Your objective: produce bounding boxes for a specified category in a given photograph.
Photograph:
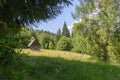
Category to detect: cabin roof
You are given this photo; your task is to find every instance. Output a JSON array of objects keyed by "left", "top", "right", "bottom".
[{"left": 28, "top": 39, "right": 40, "bottom": 47}]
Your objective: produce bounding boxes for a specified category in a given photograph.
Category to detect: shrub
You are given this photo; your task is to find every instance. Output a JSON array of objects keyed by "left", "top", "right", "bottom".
[
  {"left": 56, "top": 36, "right": 72, "bottom": 51},
  {"left": 49, "top": 41, "right": 55, "bottom": 49}
]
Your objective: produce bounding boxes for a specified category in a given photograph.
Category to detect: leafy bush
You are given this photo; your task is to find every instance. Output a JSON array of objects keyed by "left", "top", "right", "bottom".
[
  {"left": 49, "top": 41, "right": 55, "bottom": 49},
  {"left": 56, "top": 36, "right": 72, "bottom": 51}
]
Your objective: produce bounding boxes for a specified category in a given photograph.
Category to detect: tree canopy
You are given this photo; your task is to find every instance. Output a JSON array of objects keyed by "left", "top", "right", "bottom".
[
  {"left": 0, "top": 0, "right": 72, "bottom": 28},
  {"left": 72, "top": 0, "right": 120, "bottom": 61}
]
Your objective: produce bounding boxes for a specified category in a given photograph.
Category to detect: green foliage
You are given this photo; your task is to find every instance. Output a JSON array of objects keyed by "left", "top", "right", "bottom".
[
  {"left": 56, "top": 36, "right": 72, "bottom": 51},
  {"left": 0, "top": 46, "right": 14, "bottom": 65},
  {"left": 37, "top": 31, "right": 56, "bottom": 49},
  {"left": 0, "top": 0, "right": 72, "bottom": 28},
  {"left": 13, "top": 29, "right": 57, "bottom": 49},
  {"left": 56, "top": 28, "right": 62, "bottom": 41},
  {"left": 71, "top": 36, "right": 86, "bottom": 53},
  {"left": 72, "top": 0, "right": 120, "bottom": 61},
  {"left": 0, "top": 51, "right": 31, "bottom": 80},
  {"left": 0, "top": 27, "right": 23, "bottom": 65},
  {"left": 62, "top": 21, "right": 70, "bottom": 37},
  {"left": 17, "top": 28, "right": 33, "bottom": 48},
  {"left": 49, "top": 41, "right": 55, "bottom": 49}
]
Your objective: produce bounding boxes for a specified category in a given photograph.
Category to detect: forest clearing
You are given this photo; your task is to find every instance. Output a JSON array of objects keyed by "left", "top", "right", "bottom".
[{"left": 1, "top": 0, "right": 120, "bottom": 80}]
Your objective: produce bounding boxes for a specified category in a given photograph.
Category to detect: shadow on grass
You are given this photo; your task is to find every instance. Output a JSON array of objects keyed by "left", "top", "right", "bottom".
[{"left": 0, "top": 56, "right": 120, "bottom": 80}]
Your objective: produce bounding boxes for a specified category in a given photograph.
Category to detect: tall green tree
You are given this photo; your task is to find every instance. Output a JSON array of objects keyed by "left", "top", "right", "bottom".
[
  {"left": 57, "top": 28, "right": 62, "bottom": 40},
  {"left": 62, "top": 21, "right": 70, "bottom": 37},
  {"left": 72, "top": 0, "right": 120, "bottom": 61}
]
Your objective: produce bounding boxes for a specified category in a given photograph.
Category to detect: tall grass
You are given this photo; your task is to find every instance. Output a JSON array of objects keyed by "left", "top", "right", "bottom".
[{"left": 0, "top": 49, "right": 120, "bottom": 80}]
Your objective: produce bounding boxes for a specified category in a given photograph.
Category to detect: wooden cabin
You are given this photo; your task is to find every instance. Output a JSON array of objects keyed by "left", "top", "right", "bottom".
[{"left": 28, "top": 39, "right": 40, "bottom": 51}]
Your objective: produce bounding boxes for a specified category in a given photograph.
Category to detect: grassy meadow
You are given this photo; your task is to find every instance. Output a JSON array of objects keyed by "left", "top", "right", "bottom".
[{"left": 0, "top": 49, "right": 120, "bottom": 80}]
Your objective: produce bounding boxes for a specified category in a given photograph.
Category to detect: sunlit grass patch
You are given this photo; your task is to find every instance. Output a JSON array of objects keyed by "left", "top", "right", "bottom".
[
  {"left": 1, "top": 49, "right": 119, "bottom": 80},
  {"left": 23, "top": 49, "right": 91, "bottom": 61},
  {"left": 23, "top": 49, "right": 120, "bottom": 80}
]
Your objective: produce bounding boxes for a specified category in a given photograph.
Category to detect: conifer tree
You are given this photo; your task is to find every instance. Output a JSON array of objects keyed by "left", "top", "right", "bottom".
[
  {"left": 62, "top": 21, "right": 70, "bottom": 37},
  {"left": 57, "top": 28, "right": 62, "bottom": 40}
]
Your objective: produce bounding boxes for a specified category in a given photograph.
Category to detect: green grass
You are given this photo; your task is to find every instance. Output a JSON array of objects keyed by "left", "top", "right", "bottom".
[{"left": 0, "top": 49, "right": 120, "bottom": 80}]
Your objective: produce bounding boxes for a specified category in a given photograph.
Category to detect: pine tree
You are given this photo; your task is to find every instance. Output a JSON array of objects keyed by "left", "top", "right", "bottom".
[
  {"left": 62, "top": 21, "right": 70, "bottom": 37},
  {"left": 0, "top": 0, "right": 72, "bottom": 28},
  {"left": 57, "top": 28, "right": 61, "bottom": 40}
]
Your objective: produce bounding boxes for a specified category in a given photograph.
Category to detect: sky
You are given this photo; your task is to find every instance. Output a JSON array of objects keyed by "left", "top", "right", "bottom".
[{"left": 35, "top": 0, "right": 78, "bottom": 33}]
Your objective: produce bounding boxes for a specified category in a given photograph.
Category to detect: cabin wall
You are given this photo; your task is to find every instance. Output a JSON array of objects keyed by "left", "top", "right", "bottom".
[{"left": 30, "top": 45, "right": 40, "bottom": 51}]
